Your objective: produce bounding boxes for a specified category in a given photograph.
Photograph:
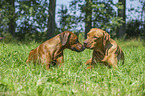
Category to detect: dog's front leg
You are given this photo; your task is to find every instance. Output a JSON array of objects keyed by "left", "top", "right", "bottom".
[
  {"left": 85, "top": 58, "right": 95, "bottom": 69},
  {"left": 85, "top": 58, "right": 92, "bottom": 65},
  {"left": 56, "top": 55, "right": 63, "bottom": 67},
  {"left": 56, "top": 57, "right": 63, "bottom": 67},
  {"left": 40, "top": 53, "right": 52, "bottom": 70},
  {"left": 41, "top": 59, "right": 51, "bottom": 70}
]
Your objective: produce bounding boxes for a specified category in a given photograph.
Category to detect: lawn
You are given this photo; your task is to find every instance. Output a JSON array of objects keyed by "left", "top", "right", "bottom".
[{"left": 0, "top": 39, "right": 145, "bottom": 96}]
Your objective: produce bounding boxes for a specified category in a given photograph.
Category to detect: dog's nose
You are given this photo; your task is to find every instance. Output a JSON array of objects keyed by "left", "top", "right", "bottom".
[{"left": 83, "top": 41, "right": 87, "bottom": 45}]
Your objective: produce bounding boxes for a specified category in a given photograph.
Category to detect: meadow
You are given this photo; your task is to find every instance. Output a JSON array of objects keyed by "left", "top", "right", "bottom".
[{"left": 0, "top": 39, "right": 145, "bottom": 96}]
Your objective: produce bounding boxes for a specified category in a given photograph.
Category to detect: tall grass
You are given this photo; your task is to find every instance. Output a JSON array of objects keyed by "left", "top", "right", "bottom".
[{"left": 0, "top": 39, "right": 144, "bottom": 96}]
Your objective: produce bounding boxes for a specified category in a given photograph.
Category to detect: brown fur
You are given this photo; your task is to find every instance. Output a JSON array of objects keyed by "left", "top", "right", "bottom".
[
  {"left": 26, "top": 31, "right": 85, "bottom": 70},
  {"left": 84, "top": 28, "right": 124, "bottom": 69}
]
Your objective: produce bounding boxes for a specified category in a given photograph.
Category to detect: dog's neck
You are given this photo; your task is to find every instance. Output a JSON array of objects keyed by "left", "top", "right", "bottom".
[
  {"left": 94, "top": 42, "right": 105, "bottom": 53},
  {"left": 45, "top": 35, "right": 64, "bottom": 60},
  {"left": 94, "top": 40, "right": 112, "bottom": 56}
]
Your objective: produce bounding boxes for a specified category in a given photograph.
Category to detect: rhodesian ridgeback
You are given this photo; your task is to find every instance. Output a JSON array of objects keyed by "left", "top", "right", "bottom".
[
  {"left": 84, "top": 28, "right": 124, "bottom": 68},
  {"left": 26, "top": 31, "right": 85, "bottom": 70}
]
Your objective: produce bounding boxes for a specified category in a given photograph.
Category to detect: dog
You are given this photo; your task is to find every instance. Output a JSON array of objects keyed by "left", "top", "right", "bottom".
[
  {"left": 83, "top": 28, "right": 124, "bottom": 68},
  {"left": 26, "top": 31, "right": 85, "bottom": 70}
]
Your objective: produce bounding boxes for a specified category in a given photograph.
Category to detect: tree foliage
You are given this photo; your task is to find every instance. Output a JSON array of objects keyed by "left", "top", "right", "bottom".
[
  {"left": 0, "top": 0, "right": 49, "bottom": 41},
  {"left": 0, "top": 0, "right": 145, "bottom": 41},
  {"left": 57, "top": 5, "right": 82, "bottom": 34},
  {"left": 68, "top": 0, "right": 124, "bottom": 37},
  {"left": 126, "top": 20, "right": 141, "bottom": 38}
]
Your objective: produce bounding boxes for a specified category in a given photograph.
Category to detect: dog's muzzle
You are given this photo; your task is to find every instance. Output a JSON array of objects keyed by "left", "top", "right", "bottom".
[
  {"left": 72, "top": 45, "right": 85, "bottom": 52},
  {"left": 83, "top": 41, "right": 88, "bottom": 48}
]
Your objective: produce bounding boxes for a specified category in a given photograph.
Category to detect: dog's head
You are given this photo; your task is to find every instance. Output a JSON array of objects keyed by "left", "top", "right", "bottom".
[
  {"left": 83, "top": 28, "right": 110, "bottom": 49},
  {"left": 59, "top": 31, "right": 85, "bottom": 52}
]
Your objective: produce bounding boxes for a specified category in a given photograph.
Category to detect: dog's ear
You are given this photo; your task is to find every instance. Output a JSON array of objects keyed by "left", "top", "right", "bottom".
[
  {"left": 103, "top": 32, "right": 110, "bottom": 46},
  {"left": 59, "top": 31, "right": 70, "bottom": 46}
]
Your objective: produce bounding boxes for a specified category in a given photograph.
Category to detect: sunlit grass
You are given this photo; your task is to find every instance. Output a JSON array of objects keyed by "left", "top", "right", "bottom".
[{"left": 0, "top": 39, "right": 144, "bottom": 95}]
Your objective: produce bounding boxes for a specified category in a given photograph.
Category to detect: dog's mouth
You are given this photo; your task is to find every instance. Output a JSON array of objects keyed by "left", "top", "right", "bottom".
[
  {"left": 71, "top": 45, "right": 85, "bottom": 52},
  {"left": 84, "top": 40, "right": 96, "bottom": 49},
  {"left": 84, "top": 43, "right": 88, "bottom": 48},
  {"left": 84, "top": 43, "right": 94, "bottom": 49},
  {"left": 84, "top": 41, "right": 90, "bottom": 48},
  {"left": 84, "top": 42, "right": 90, "bottom": 48}
]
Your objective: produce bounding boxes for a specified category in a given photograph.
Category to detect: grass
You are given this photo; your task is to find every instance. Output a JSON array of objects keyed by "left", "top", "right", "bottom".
[{"left": 0, "top": 39, "right": 145, "bottom": 96}]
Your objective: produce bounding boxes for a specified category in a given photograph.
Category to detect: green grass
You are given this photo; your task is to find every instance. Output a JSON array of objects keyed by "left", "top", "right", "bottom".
[{"left": 0, "top": 39, "right": 145, "bottom": 96}]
